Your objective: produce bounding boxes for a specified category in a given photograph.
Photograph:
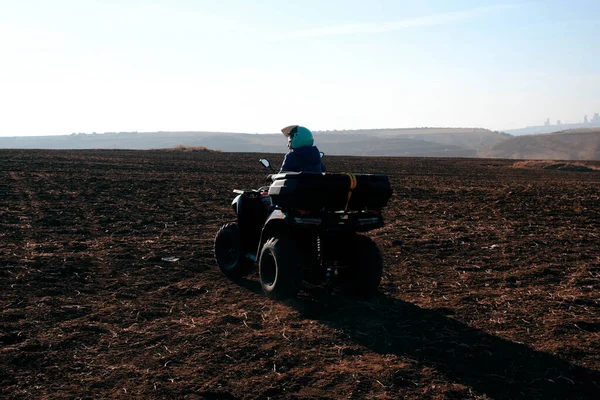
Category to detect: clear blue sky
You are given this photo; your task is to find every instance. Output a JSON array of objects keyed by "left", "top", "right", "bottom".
[{"left": 1, "top": 0, "right": 599, "bottom": 136}]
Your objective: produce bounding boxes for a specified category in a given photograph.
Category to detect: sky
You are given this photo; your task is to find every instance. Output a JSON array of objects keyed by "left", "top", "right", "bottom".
[{"left": 1, "top": 0, "right": 599, "bottom": 136}]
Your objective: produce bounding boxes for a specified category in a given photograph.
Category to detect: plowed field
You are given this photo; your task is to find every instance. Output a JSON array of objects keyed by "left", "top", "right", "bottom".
[{"left": 1, "top": 150, "right": 599, "bottom": 399}]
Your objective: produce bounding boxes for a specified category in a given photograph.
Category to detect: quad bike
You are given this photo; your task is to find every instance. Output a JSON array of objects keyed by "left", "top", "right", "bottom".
[{"left": 214, "top": 158, "right": 392, "bottom": 299}]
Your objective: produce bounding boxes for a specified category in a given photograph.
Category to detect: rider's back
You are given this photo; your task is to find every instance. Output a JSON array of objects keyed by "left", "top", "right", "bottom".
[{"left": 280, "top": 146, "right": 326, "bottom": 173}]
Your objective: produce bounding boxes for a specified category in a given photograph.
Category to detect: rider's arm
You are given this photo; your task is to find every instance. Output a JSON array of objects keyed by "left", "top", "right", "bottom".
[{"left": 279, "top": 151, "right": 297, "bottom": 172}]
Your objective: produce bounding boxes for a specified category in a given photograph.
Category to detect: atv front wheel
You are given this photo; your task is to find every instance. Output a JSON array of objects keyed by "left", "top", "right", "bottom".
[
  {"left": 214, "top": 222, "right": 252, "bottom": 280},
  {"left": 338, "top": 234, "right": 383, "bottom": 298},
  {"left": 259, "top": 236, "right": 301, "bottom": 299}
]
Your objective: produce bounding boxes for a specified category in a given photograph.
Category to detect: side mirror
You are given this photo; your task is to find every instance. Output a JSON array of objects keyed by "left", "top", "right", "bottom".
[
  {"left": 259, "top": 159, "right": 272, "bottom": 169},
  {"left": 319, "top": 152, "right": 324, "bottom": 159}
]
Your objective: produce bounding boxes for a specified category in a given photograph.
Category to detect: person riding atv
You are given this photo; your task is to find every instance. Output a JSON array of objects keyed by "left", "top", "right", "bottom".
[
  {"left": 280, "top": 125, "right": 326, "bottom": 173},
  {"left": 214, "top": 125, "right": 392, "bottom": 300}
]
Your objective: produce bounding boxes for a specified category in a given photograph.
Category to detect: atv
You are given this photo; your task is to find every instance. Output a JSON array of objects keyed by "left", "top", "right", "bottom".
[{"left": 214, "top": 158, "right": 392, "bottom": 299}]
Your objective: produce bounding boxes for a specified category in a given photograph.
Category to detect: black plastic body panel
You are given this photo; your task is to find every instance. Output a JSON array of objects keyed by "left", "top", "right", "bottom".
[
  {"left": 268, "top": 172, "right": 392, "bottom": 211},
  {"left": 235, "top": 192, "right": 268, "bottom": 255}
]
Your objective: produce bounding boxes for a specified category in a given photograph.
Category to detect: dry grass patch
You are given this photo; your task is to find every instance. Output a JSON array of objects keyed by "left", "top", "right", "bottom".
[
  {"left": 512, "top": 160, "right": 600, "bottom": 172},
  {"left": 160, "top": 145, "right": 221, "bottom": 152}
]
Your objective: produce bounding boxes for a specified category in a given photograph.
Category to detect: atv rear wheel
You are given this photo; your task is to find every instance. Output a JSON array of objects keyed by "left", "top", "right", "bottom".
[
  {"left": 338, "top": 234, "right": 383, "bottom": 298},
  {"left": 259, "top": 236, "right": 301, "bottom": 300},
  {"left": 214, "top": 222, "right": 252, "bottom": 280}
]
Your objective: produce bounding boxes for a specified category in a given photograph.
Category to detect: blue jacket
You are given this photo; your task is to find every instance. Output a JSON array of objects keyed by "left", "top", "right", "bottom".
[{"left": 280, "top": 146, "right": 326, "bottom": 173}]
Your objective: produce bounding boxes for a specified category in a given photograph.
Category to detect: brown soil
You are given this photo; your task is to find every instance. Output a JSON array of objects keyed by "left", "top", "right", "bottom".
[{"left": 1, "top": 150, "right": 599, "bottom": 399}]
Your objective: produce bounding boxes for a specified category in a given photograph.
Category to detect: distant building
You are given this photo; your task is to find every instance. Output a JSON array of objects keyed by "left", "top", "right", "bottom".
[
  {"left": 557, "top": 120, "right": 561, "bottom": 126},
  {"left": 544, "top": 118, "right": 550, "bottom": 126},
  {"left": 584, "top": 115, "right": 589, "bottom": 124},
  {"left": 593, "top": 113, "right": 600, "bottom": 123}
]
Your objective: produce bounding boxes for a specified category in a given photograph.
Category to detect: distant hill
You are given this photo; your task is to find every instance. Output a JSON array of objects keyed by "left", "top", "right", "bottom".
[
  {"left": 479, "top": 129, "right": 600, "bottom": 160},
  {"left": 317, "top": 128, "right": 510, "bottom": 153},
  {"left": 0, "top": 128, "right": 509, "bottom": 158},
  {"left": 8, "top": 128, "right": 600, "bottom": 160},
  {"left": 504, "top": 121, "right": 600, "bottom": 136}
]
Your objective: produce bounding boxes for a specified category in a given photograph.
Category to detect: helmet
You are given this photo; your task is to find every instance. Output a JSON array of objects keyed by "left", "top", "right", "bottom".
[{"left": 281, "top": 125, "right": 314, "bottom": 149}]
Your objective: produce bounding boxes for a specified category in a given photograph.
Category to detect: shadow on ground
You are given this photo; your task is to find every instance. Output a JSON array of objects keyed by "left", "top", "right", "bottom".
[{"left": 239, "top": 279, "right": 600, "bottom": 400}]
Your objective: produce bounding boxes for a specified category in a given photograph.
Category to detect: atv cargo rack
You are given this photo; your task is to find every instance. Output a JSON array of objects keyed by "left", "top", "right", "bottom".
[{"left": 268, "top": 172, "right": 392, "bottom": 212}]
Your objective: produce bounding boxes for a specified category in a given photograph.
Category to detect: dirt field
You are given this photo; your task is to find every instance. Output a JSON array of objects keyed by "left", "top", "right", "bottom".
[{"left": 1, "top": 150, "right": 599, "bottom": 399}]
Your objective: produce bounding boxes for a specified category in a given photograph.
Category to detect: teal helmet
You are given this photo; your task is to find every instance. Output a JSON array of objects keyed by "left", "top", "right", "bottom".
[{"left": 281, "top": 125, "right": 314, "bottom": 149}]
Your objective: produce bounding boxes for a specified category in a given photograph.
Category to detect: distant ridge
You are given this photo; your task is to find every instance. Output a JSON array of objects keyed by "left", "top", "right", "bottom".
[
  {"left": 0, "top": 128, "right": 507, "bottom": 158},
  {"left": 479, "top": 128, "right": 600, "bottom": 160},
  {"left": 504, "top": 121, "right": 600, "bottom": 136},
  {"left": 2, "top": 127, "right": 598, "bottom": 160}
]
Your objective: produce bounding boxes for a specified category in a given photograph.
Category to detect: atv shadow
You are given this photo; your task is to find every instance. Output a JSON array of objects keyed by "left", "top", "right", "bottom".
[{"left": 238, "top": 279, "right": 600, "bottom": 399}]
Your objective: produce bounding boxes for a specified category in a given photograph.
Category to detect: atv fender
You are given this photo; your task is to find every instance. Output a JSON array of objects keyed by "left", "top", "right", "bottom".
[
  {"left": 231, "top": 194, "right": 242, "bottom": 215},
  {"left": 256, "top": 210, "right": 289, "bottom": 259}
]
